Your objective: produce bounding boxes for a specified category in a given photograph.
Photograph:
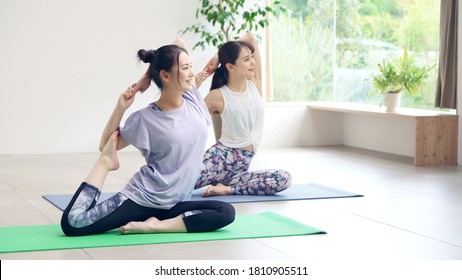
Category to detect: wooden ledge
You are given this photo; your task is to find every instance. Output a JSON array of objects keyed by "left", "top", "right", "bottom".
[
  {"left": 307, "top": 102, "right": 457, "bottom": 118},
  {"left": 307, "top": 101, "right": 458, "bottom": 166}
]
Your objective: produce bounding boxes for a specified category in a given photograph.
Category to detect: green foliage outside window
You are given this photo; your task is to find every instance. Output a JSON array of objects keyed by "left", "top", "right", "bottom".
[{"left": 271, "top": 0, "right": 440, "bottom": 110}]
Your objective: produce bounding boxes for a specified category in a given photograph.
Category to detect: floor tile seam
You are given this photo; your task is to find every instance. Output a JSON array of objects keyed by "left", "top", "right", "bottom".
[
  {"left": 81, "top": 248, "right": 97, "bottom": 259},
  {"left": 0, "top": 179, "right": 15, "bottom": 191},
  {"left": 350, "top": 212, "right": 462, "bottom": 249},
  {"left": 252, "top": 238, "right": 298, "bottom": 260},
  {"left": 15, "top": 188, "right": 57, "bottom": 225}
]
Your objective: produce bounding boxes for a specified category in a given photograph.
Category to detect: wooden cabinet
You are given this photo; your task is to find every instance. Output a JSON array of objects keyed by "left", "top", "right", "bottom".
[{"left": 415, "top": 115, "right": 458, "bottom": 166}]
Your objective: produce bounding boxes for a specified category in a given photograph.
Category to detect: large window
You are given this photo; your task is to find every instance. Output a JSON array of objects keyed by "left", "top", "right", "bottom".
[{"left": 270, "top": 0, "right": 440, "bottom": 110}]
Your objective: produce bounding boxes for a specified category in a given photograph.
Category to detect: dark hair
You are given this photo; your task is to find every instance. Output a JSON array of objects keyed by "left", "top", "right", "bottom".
[
  {"left": 138, "top": 45, "right": 188, "bottom": 89},
  {"left": 210, "top": 41, "right": 255, "bottom": 91}
]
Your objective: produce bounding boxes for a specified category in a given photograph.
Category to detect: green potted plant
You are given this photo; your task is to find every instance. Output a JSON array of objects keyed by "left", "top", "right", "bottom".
[
  {"left": 180, "top": 0, "right": 287, "bottom": 50},
  {"left": 368, "top": 49, "right": 432, "bottom": 112}
]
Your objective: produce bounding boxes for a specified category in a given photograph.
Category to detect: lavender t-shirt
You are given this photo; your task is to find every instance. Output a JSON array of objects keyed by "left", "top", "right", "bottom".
[{"left": 119, "top": 86, "right": 211, "bottom": 209}]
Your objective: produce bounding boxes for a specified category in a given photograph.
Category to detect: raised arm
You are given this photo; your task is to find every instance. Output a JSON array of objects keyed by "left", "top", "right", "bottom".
[
  {"left": 133, "top": 70, "right": 151, "bottom": 93},
  {"left": 98, "top": 84, "right": 139, "bottom": 151},
  {"left": 237, "top": 33, "right": 262, "bottom": 95},
  {"left": 196, "top": 54, "right": 218, "bottom": 88}
]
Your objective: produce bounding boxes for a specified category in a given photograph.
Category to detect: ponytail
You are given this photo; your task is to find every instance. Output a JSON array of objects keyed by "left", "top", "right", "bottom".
[{"left": 210, "top": 65, "right": 229, "bottom": 91}]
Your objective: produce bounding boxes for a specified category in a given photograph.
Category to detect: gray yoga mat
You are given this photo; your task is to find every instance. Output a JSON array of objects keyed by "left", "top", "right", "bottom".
[{"left": 43, "top": 183, "right": 363, "bottom": 211}]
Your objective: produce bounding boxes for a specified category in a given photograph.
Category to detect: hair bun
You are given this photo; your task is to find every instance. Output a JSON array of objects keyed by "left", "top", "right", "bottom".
[{"left": 138, "top": 49, "right": 156, "bottom": 64}]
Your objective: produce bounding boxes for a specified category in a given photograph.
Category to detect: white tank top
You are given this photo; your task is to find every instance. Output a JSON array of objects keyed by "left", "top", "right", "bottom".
[{"left": 219, "top": 80, "right": 265, "bottom": 152}]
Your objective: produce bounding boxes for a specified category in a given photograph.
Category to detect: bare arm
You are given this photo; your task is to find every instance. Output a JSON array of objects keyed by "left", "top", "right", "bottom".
[
  {"left": 238, "top": 33, "right": 262, "bottom": 95},
  {"left": 172, "top": 38, "right": 189, "bottom": 52},
  {"left": 99, "top": 84, "right": 138, "bottom": 151},
  {"left": 204, "top": 89, "right": 225, "bottom": 141},
  {"left": 202, "top": 54, "right": 219, "bottom": 75},
  {"left": 99, "top": 108, "right": 128, "bottom": 152},
  {"left": 211, "top": 115, "right": 222, "bottom": 142},
  {"left": 133, "top": 69, "right": 151, "bottom": 93},
  {"left": 195, "top": 54, "right": 218, "bottom": 89}
]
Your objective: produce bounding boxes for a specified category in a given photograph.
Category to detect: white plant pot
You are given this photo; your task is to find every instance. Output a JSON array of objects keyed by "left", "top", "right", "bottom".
[{"left": 383, "top": 92, "right": 401, "bottom": 112}]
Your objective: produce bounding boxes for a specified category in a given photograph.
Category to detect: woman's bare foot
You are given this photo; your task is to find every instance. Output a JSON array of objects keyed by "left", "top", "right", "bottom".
[
  {"left": 202, "top": 183, "right": 232, "bottom": 197},
  {"left": 119, "top": 217, "right": 161, "bottom": 234},
  {"left": 99, "top": 131, "right": 120, "bottom": 171},
  {"left": 119, "top": 216, "right": 187, "bottom": 234}
]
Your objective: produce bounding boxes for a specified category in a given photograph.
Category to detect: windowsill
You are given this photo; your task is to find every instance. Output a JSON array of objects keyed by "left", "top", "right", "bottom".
[
  {"left": 305, "top": 101, "right": 458, "bottom": 166},
  {"left": 306, "top": 101, "right": 457, "bottom": 118},
  {"left": 265, "top": 101, "right": 311, "bottom": 107}
]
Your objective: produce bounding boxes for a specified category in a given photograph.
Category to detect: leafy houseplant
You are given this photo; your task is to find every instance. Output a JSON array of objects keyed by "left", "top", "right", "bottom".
[
  {"left": 368, "top": 49, "right": 432, "bottom": 112},
  {"left": 180, "top": 0, "right": 287, "bottom": 50}
]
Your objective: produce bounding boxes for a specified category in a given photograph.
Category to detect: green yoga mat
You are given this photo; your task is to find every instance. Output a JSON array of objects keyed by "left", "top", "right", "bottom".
[{"left": 0, "top": 211, "right": 325, "bottom": 253}]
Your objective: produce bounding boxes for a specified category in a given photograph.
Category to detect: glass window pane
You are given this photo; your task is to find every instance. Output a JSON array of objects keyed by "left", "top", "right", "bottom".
[
  {"left": 270, "top": 0, "right": 334, "bottom": 102},
  {"left": 271, "top": 0, "right": 440, "bottom": 110}
]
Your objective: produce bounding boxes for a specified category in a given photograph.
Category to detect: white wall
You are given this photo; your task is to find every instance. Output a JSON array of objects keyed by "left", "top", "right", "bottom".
[
  {"left": 1, "top": 0, "right": 460, "bottom": 161},
  {"left": 260, "top": 104, "right": 311, "bottom": 148},
  {"left": 0, "top": 0, "right": 215, "bottom": 154},
  {"left": 300, "top": 108, "right": 343, "bottom": 147},
  {"left": 299, "top": 109, "right": 416, "bottom": 158},
  {"left": 342, "top": 114, "right": 415, "bottom": 157}
]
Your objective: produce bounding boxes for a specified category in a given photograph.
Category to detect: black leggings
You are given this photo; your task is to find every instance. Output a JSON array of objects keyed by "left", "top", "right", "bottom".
[{"left": 61, "top": 182, "right": 235, "bottom": 236}]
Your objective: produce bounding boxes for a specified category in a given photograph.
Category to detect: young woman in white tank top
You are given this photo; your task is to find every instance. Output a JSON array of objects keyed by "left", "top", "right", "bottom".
[{"left": 194, "top": 33, "right": 292, "bottom": 196}]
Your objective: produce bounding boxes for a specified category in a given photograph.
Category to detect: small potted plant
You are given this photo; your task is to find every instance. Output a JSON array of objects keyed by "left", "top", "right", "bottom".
[{"left": 368, "top": 49, "right": 431, "bottom": 112}]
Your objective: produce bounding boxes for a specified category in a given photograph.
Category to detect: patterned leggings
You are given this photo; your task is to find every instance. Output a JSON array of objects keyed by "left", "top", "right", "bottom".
[
  {"left": 61, "top": 182, "right": 235, "bottom": 236},
  {"left": 194, "top": 142, "right": 292, "bottom": 195}
]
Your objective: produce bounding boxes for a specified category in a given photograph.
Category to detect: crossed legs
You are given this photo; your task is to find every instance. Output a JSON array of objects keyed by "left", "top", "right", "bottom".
[
  {"left": 195, "top": 142, "right": 292, "bottom": 196},
  {"left": 62, "top": 132, "right": 235, "bottom": 236},
  {"left": 62, "top": 131, "right": 187, "bottom": 235}
]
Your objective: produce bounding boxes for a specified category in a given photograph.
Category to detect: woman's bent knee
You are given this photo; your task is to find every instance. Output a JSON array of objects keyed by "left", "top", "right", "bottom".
[
  {"left": 279, "top": 170, "right": 292, "bottom": 189},
  {"left": 222, "top": 202, "right": 236, "bottom": 226}
]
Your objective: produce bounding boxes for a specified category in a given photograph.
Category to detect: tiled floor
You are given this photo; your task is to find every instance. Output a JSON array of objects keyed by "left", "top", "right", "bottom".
[{"left": 1, "top": 146, "right": 462, "bottom": 260}]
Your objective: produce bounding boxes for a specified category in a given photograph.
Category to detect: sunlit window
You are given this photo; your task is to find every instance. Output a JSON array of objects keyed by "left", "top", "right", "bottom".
[{"left": 270, "top": 0, "right": 440, "bottom": 110}]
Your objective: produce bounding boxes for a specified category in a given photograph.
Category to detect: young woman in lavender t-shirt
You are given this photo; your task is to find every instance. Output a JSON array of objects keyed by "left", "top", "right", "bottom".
[{"left": 61, "top": 39, "right": 235, "bottom": 236}]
